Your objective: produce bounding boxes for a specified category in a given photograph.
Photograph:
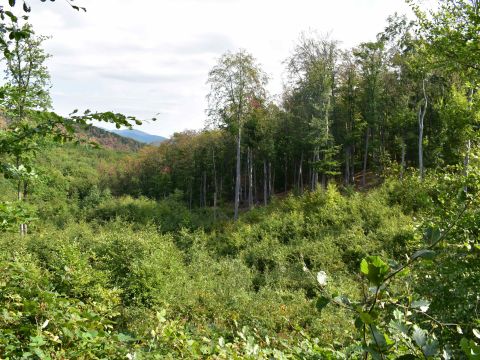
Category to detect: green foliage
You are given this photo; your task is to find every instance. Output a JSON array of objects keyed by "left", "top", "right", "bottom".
[
  {"left": 0, "top": 0, "right": 479, "bottom": 358},
  {"left": 1, "top": 147, "right": 478, "bottom": 357},
  {"left": 0, "top": 200, "right": 35, "bottom": 232},
  {"left": 360, "top": 256, "right": 389, "bottom": 286},
  {"left": 90, "top": 194, "right": 194, "bottom": 232}
]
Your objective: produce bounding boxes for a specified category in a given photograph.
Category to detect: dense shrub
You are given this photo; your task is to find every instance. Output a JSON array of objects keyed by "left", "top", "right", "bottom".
[{"left": 2, "top": 153, "right": 478, "bottom": 358}]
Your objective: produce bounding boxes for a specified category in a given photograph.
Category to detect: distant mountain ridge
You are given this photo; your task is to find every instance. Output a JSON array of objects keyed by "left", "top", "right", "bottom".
[
  {"left": 85, "top": 126, "right": 144, "bottom": 151},
  {"left": 110, "top": 129, "right": 167, "bottom": 144},
  {"left": 0, "top": 112, "right": 143, "bottom": 152}
]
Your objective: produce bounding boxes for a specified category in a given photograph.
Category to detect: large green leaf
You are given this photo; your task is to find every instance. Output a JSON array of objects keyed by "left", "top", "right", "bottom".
[{"left": 360, "top": 256, "right": 390, "bottom": 286}]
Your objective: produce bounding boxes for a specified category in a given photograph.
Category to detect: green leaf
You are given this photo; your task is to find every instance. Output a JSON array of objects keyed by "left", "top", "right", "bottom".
[
  {"left": 359, "top": 311, "right": 374, "bottom": 325},
  {"left": 354, "top": 316, "right": 363, "bottom": 330},
  {"left": 360, "top": 258, "right": 369, "bottom": 275},
  {"left": 29, "top": 335, "right": 47, "bottom": 347},
  {"left": 5, "top": 11, "right": 18, "bottom": 22},
  {"left": 370, "top": 325, "right": 394, "bottom": 351},
  {"left": 460, "top": 338, "right": 480, "bottom": 359},
  {"left": 413, "top": 326, "right": 427, "bottom": 347},
  {"left": 411, "top": 300, "right": 430, "bottom": 312},
  {"left": 389, "top": 320, "right": 409, "bottom": 335},
  {"left": 424, "top": 226, "right": 441, "bottom": 244},
  {"left": 360, "top": 256, "right": 390, "bottom": 286},
  {"left": 412, "top": 249, "right": 436, "bottom": 260},
  {"left": 315, "top": 296, "right": 330, "bottom": 312},
  {"left": 423, "top": 340, "right": 439, "bottom": 357},
  {"left": 116, "top": 333, "right": 135, "bottom": 342},
  {"left": 32, "top": 348, "right": 47, "bottom": 358}
]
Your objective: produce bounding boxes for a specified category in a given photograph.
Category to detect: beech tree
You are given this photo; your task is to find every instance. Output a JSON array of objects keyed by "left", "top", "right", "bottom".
[
  {"left": 354, "top": 41, "right": 386, "bottom": 186},
  {"left": 207, "top": 50, "right": 267, "bottom": 220},
  {"left": 286, "top": 34, "right": 339, "bottom": 190}
]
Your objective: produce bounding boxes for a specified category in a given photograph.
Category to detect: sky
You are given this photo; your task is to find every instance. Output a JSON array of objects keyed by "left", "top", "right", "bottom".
[{"left": 28, "top": 0, "right": 417, "bottom": 138}]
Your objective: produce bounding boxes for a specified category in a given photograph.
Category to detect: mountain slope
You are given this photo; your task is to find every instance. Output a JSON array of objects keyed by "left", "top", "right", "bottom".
[
  {"left": 111, "top": 129, "right": 166, "bottom": 144},
  {"left": 84, "top": 126, "right": 144, "bottom": 151},
  {"left": 0, "top": 112, "right": 143, "bottom": 152}
]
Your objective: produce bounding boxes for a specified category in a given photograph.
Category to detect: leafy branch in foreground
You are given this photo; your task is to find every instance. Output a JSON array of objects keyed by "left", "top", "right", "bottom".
[
  {"left": 306, "top": 188, "right": 478, "bottom": 359},
  {"left": 0, "top": 0, "right": 86, "bottom": 58}
]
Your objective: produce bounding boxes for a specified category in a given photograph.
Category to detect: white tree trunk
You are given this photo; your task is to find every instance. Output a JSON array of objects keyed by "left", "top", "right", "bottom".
[
  {"left": 464, "top": 87, "right": 475, "bottom": 193},
  {"left": 269, "top": 161, "right": 273, "bottom": 197},
  {"left": 418, "top": 79, "right": 428, "bottom": 181},
  {"left": 234, "top": 127, "right": 241, "bottom": 220}
]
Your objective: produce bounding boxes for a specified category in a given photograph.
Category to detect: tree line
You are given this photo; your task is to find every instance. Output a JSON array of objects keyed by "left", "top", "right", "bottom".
[
  {"left": 1, "top": 0, "right": 478, "bottom": 222},
  {"left": 104, "top": 8, "right": 479, "bottom": 218}
]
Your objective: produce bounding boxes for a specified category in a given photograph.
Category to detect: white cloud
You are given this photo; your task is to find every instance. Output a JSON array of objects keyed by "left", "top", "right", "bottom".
[{"left": 27, "top": 0, "right": 416, "bottom": 137}]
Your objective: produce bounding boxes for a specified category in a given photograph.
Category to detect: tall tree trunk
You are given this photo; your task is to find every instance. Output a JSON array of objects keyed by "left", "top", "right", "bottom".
[
  {"left": 203, "top": 171, "right": 207, "bottom": 207},
  {"left": 310, "top": 156, "right": 313, "bottom": 191},
  {"left": 189, "top": 181, "right": 193, "bottom": 210},
  {"left": 321, "top": 147, "right": 326, "bottom": 189},
  {"left": 248, "top": 147, "right": 253, "bottom": 209},
  {"left": 253, "top": 154, "right": 257, "bottom": 204},
  {"left": 418, "top": 79, "right": 428, "bottom": 181},
  {"left": 213, "top": 192, "right": 217, "bottom": 220},
  {"left": 400, "top": 139, "right": 406, "bottom": 181},
  {"left": 418, "top": 106, "right": 424, "bottom": 180},
  {"left": 463, "top": 139, "right": 471, "bottom": 192},
  {"left": 243, "top": 170, "right": 247, "bottom": 202},
  {"left": 270, "top": 164, "right": 275, "bottom": 197},
  {"left": 22, "top": 182, "right": 28, "bottom": 235},
  {"left": 219, "top": 175, "right": 223, "bottom": 201},
  {"left": 362, "top": 127, "right": 370, "bottom": 187},
  {"left": 293, "top": 159, "right": 298, "bottom": 192},
  {"left": 298, "top": 151, "right": 304, "bottom": 194},
  {"left": 263, "top": 159, "right": 268, "bottom": 206},
  {"left": 351, "top": 144, "right": 355, "bottom": 185},
  {"left": 18, "top": 180, "right": 24, "bottom": 236},
  {"left": 234, "top": 127, "right": 241, "bottom": 220},
  {"left": 464, "top": 87, "right": 475, "bottom": 193},
  {"left": 312, "top": 148, "right": 319, "bottom": 191},
  {"left": 199, "top": 175, "right": 203, "bottom": 207},
  {"left": 344, "top": 146, "right": 350, "bottom": 186}
]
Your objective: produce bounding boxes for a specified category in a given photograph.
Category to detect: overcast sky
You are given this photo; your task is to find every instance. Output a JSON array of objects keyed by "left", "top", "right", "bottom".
[{"left": 28, "top": 0, "right": 417, "bottom": 137}]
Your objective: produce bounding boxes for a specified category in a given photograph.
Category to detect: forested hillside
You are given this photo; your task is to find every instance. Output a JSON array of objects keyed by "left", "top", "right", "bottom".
[
  {"left": 0, "top": 0, "right": 479, "bottom": 359},
  {"left": 102, "top": 15, "right": 479, "bottom": 216}
]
